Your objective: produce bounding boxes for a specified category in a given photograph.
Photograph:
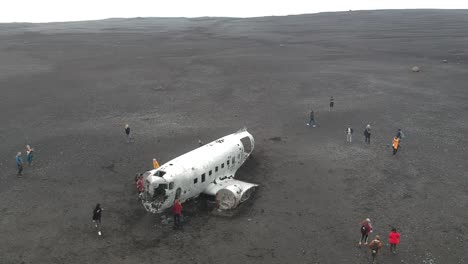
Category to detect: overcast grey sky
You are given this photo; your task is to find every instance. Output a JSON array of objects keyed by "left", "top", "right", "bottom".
[{"left": 2, "top": 0, "right": 468, "bottom": 23}]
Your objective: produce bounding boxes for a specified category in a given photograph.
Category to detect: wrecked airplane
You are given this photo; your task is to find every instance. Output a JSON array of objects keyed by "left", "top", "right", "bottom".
[{"left": 140, "top": 128, "right": 258, "bottom": 213}]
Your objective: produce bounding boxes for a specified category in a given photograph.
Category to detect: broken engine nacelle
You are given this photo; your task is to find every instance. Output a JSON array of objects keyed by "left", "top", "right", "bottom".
[{"left": 215, "top": 181, "right": 257, "bottom": 210}]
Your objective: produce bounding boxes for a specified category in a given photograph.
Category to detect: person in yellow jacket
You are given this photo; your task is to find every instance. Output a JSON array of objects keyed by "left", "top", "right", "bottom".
[
  {"left": 392, "top": 136, "right": 400, "bottom": 155},
  {"left": 153, "top": 158, "right": 160, "bottom": 169}
]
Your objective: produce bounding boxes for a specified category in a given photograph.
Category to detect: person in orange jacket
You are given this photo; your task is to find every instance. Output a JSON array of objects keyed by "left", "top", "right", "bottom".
[
  {"left": 392, "top": 136, "right": 400, "bottom": 155},
  {"left": 152, "top": 158, "right": 160, "bottom": 169}
]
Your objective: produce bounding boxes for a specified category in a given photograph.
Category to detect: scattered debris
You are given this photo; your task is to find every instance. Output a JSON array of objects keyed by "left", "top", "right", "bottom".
[
  {"left": 269, "top": 136, "right": 282, "bottom": 142},
  {"left": 102, "top": 163, "right": 116, "bottom": 173},
  {"left": 411, "top": 66, "right": 420, "bottom": 72},
  {"left": 160, "top": 215, "right": 172, "bottom": 225}
]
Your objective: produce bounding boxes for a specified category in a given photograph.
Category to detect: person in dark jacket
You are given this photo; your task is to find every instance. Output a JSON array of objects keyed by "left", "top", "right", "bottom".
[
  {"left": 388, "top": 228, "right": 401, "bottom": 254},
  {"left": 329, "top": 96, "right": 334, "bottom": 111},
  {"left": 125, "top": 124, "right": 132, "bottom": 143},
  {"left": 364, "top": 124, "right": 371, "bottom": 144},
  {"left": 26, "top": 145, "right": 34, "bottom": 165},
  {"left": 16, "top": 152, "right": 23, "bottom": 176},
  {"left": 307, "top": 110, "right": 316, "bottom": 127},
  {"left": 92, "top": 204, "right": 103, "bottom": 235},
  {"left": 359, "top": 218, "right": 372, "bottom": 245},
  {"left": 396, "top": 128, "right": 405, "bottom": 140},
  {"left": 172, "top": 199, "right": 183, "bottom": 229}
]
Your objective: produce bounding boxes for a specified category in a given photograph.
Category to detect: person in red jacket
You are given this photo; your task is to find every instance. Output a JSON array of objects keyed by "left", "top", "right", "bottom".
[
  {"left": 136, "top": 176, "right": 145, "bottom": 198},
  {"left": 388, "top": 227, "right": 401, "bottom": 254},
  {"left": 359, "top": 218, "right": 373, "bottom": 245},
  {"left": 172, "top": 199, "right": 183, "bottom": 229}
]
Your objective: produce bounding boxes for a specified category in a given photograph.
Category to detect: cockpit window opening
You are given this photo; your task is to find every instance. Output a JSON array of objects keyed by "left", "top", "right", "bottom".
[
  {"left": 215, "top": 166, "right": 218, "bottom": 172},
  {"left": 202, "top": 174, "right": 206, "bottom": 182},
  {"left": 169, "top": 182, "right": 174, "bottom": 190},
  {"left": 154, "top": 170, "right": 166, "bottom": 177},
  {"left": 194, "top": 178, "right": 198, "bottom": 184}
]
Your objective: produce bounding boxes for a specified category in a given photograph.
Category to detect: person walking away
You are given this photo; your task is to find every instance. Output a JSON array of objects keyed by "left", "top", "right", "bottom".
[
  {"left": 392, "top": 137, "right": 400, "bottom": 155},
  {"left": 92, "top": 204, "right": 103, "bottom": 236},
  {"left": 26, "top": 145, "right": 34, "bottom": 165},
  {"left": 396, "top": 128, "right": 405, "bottom": 140},
  {"left": 125, "top": 124, "right": 132, "bottom": 143},
  {"left": 16, "top": 152, "right": 23, "bottom": 177},
  {"left": 346, "top": 127, "right": 354, "bottom": 143},
  {"left": 307, "top": 110, "right": 316, "bottom": 127},
  {"left": 369, "top": 235, "right": 383, "bottom": 264},
  {"left": 329, "top": 96, "right": 334, "bottom": 111},
  {"left": 153, "top": 158, "right": 160, "bottom": 169},
  {"left": 364, "top": 124, "right": 371, "bottom": 144},
  {"left": 388, "top": 228, "right": 400, "bottom": 254},
  {"left": 172, "top": 199, "right": 183, "bottom": 229},
  {"left": 359, "top": 218, "right": 372, "bottom": 245}
]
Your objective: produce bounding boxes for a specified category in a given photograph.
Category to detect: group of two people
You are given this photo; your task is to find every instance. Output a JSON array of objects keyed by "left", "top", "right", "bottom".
[
  {"left": 306, "top": 96, "right": 335, "bottom": 127},
  {"left": 15, "top": 145, "right": 34, "bottom": 176},
  {"left": 392, "top": 129, "right": 405, "bottom": 155},
  {"left": 359, "top": 218, "right": 401, "bottom": 262}
]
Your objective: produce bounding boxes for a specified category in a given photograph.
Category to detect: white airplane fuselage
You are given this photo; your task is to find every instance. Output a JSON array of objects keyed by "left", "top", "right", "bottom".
[{"left": 141, "top": 129, "right": 256, "bottom": 213}]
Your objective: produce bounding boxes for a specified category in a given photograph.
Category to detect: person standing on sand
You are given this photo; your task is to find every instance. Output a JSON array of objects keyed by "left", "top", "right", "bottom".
[
  {"left": 369, "top": 235, "right": 383, "bottom": 264},
  {"left": 136, "top": 175, "right": 145, "bottom": 198},
  {"left": 364, "top": 124, "right": 371, "bottom": 144},
  {"left": 26, "top": 145, "right": 34, "bottom": 165},
  {"left": 392, "top": 136, "right": 400, "bottom": 155},
  {"left": 125, "top": 124, "right": 132, "bottom": 143},
  {"left": 92, "top": 204, "right": 103, "bottom": 236},
  {"left": 388, "top": 228, "right": 400, "bottom": 254},
  {"left": 396, "top": 128, "right": 405, "bottom": 140},
  {"left": 16, "top": 152, "right": 23, "bottom": 176},
  {"left": 359, "top": 218, "right": 372, "bottom": 245},
  {"left": 329, "top": 96, "right": 334, "bottom": 111},
  {"left": 346, "top": 126, "right": 354, "bottom": 143},
  {"left": 307, "top": 110, "right": 316, "bottom": 127},
  {"left": 172, "top": 199, "right": 183, "bottom": 229}
]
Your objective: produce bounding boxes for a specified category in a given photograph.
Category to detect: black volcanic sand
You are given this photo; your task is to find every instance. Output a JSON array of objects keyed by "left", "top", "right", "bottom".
[{"left": 1, "top": 10, "right": 468, "bottom": 264}]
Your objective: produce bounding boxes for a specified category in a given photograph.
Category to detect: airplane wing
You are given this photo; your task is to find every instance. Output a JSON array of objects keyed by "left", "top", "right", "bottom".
[{"left": 204, "top": 178, "right": 258, "bottom": 210}]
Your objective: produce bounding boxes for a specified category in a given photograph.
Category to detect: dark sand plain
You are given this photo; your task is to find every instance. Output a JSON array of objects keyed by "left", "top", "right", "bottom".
[{"left": 1, "top": 10, "right": 468, "bottom": 264}]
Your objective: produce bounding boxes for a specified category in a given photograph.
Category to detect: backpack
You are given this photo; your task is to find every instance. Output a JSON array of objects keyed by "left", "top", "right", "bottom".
[
  {"left": 360, "top": 225, "right": 367, "bottom": 234},
  {"left": 372, "top": 242, "right": 379, "bottom": 251}
]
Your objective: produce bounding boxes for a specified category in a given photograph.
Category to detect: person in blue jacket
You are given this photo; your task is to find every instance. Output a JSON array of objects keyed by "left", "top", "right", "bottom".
[{"left": 16, "top": 152, "right": 23, "bottom": 176}]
